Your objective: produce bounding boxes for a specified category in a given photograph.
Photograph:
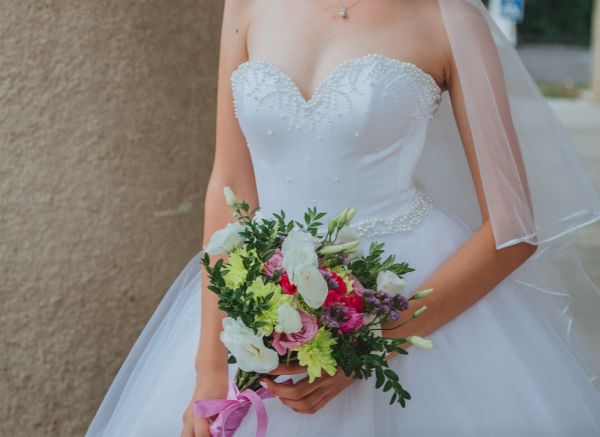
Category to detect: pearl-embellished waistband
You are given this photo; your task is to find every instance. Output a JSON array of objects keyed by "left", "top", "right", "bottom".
[
  {"left": 252, "top": 190, "right": 434, "bottom": 239},
  {"left": 348, "top": 191, "right": 434, "bottom": 238}
]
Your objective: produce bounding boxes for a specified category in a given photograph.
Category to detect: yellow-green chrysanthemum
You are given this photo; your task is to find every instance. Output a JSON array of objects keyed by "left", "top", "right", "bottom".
[
  {"left": 223, "top": 247, "right": 261, "bottom": 289},
  {"left": 331, "top": 266, "right": 353, "bottom": 295},
  {"left": 294, "top": 327, "right": 338, "bottom": 383},
  {"left": 247, "top": 277, "right": 292, "bottom": 335}
]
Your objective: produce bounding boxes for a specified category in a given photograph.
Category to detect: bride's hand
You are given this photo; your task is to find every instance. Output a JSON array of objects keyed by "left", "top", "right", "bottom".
[
  {"left": 180, "top": 400, "right": 210, "bottom": 437},
  {"left": 180, "top": 382, "right": 227, "bottom": 437},
  {"left": 261, "top": 366, "right": 354, "bottom": 414}
]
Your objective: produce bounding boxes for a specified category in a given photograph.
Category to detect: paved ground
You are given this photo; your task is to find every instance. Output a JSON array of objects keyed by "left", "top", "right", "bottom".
[
  {"left": 518, "top": 45, "right": 591, "bottom": 84},
  {"left": 547, "top": 98, "right": 600, "bottom": 361},
  {"left": 548, "top": 98, "right": 600, "bottom": 288}
]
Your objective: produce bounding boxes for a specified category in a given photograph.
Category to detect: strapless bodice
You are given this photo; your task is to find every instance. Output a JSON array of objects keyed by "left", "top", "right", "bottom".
[{"left": 230, "top": 53, "right": 442, "bottom": 234}]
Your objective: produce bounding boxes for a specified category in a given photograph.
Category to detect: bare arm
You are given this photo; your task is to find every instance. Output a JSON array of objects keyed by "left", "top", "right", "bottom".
[
  {"left": 382, "top": 9, "right": 537, "bottom": 348},
  {"left": 182, "top": 1, "right": 256, "bottom": 435}
]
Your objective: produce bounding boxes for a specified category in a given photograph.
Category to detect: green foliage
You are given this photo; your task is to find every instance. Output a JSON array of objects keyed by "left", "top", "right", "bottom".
[
  {"left": 479, "top": 0, "right": 593, "bottom": 46},
  {"left": 347, "top": 241, "right": 414, "bottom": 290},
  {"left": 518, "top": 0, "right": 592, "bottom": 46},
  {"left": 335, "top": 327, "right": 411, "bottom": 406},
  {"left": 206, "top": 194, "right": 423, "bottom": 406},
  {"left": 201, "top": 252, "right": 273, "bottom": 331}
]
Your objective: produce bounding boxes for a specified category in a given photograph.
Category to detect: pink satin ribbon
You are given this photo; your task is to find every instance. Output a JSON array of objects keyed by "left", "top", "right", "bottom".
[{"left": 193, "top": 381, "right": 275, "bottom": 437}]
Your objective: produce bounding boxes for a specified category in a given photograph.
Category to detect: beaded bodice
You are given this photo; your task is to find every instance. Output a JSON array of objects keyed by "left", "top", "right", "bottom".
[{"left": 230, "top": 53, "right": 443, "bottom": 237}]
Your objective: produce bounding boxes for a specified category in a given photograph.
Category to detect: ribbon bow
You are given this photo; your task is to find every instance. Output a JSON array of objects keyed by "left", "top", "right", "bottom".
[{"left": 193, "top": 381, "right": 274, "bottom": 437}]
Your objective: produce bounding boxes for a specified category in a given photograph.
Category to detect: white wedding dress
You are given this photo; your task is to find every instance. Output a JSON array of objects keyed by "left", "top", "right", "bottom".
[{"left": 86, "top": 53, "right": 600, "bottom": 436}]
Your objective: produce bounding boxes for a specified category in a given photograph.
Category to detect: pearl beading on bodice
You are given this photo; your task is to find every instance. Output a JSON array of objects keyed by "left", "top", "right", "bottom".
[
  {"left": 230, "top": 53, "right": 443, "bottom": 134},
  {"left": 251, "top": 190, "right": 434, "bottom": 238},
  {"left": 229, "top": 52, "right": 443, "bottom": 239},
  {"left": 348, "top": 191, "right": 434, "bottom": 238}
]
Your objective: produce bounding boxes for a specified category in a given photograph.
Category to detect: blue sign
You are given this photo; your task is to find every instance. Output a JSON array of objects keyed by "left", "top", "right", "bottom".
[{"left": 501, "top": 0, "right": 525, "bottom": 22}]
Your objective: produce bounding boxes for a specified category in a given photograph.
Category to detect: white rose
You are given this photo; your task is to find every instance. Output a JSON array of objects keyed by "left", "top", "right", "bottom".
[
  {"left": 282, "top": 242, "right": 317, "bottom": 272},
  {"left": 203, "top": 222, "right": 245, "bottom": 255},
  {"left": 282, "top": 229, "right": 328, "bottom": 308},
  {"left": 275, "top": 303, "right": 302, "bottom": 334},
  {"left": 376, "top": 270, "right": 406, "bottom": 296},
  {"left": 220, "top": 317, "right": 279, "bottom": 373},
  {"left": 282, "top": 229, "right": 320, "bottom": 251},
  {"left": 292, "top": 264, "right": 328, "bottom": 309}
]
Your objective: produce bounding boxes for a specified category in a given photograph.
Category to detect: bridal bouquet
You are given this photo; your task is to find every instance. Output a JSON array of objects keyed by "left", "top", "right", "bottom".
[{"left": 194, "top": 187, "right": 434, "bottom": 437}]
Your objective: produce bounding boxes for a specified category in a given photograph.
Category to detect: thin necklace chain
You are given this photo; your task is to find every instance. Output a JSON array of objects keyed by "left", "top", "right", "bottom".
[{"left": 336, "top": 0, "right": 363, "bottom": 18}]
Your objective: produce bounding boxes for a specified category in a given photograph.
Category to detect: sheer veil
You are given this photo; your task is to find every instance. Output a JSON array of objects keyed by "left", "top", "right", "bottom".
[{"left": 416, "top": 0, "right": 600, "bottom": 388}]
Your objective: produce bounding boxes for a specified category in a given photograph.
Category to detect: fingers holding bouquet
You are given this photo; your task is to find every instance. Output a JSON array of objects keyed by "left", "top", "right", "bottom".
[
  {"left": 195, "top": 187, "right": 436, "bottom": 434},
  {"left": 261, "top": 366, "right": 354, "bottom": 414}
]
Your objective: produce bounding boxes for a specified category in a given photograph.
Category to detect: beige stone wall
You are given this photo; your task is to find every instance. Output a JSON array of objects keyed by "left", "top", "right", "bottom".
[{"left": 0, "top": 1, "right": 221, "bottom": 435}]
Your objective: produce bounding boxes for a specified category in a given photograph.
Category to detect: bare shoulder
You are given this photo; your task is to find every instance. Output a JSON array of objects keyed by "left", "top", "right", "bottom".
[
  {"left": 393, "top": 0, "right": 452, "bottom": 88},
  {"left": 218, "top": 0, "right": 259, "bottom": 75}
]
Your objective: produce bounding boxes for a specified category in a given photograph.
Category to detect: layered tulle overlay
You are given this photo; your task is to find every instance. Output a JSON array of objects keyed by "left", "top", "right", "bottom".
[
  {"left": 86, "top": 207, "right": 600, "bottom": 436},
  {"left": 87, "top": 0, "right": 600, "bottom": 433}
]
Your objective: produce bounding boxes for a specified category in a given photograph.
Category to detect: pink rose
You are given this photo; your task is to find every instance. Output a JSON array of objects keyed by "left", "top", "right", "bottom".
[
  {"left": 272, "top": 311, "right": 318, "bottom": 355},
  {"left": 263, "top": 249, "right": 285, "bottom": 277}
]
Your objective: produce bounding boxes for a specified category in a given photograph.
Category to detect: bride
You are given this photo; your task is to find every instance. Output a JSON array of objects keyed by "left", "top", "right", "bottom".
[{"left": 86, "top": 0, "right": 600, "bottom": 436}]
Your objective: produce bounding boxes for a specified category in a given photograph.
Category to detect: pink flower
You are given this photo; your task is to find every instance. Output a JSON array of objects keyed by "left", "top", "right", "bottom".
[
  {"left": 340, "top": 307, "right": 364, "bottom": 334},
  {"left": 263, "top": 249, "right": 285, "bottom": 277},
  {"left": 271, "top": 311, "right": 318, "bottom": 355},
  {"left": 349, "top": 274, "right": 366, "bottom": 295}
]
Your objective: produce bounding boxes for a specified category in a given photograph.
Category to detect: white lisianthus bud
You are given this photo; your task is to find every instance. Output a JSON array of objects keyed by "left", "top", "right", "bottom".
[
  {"left": 327, "top": 217, "right": 338, "bottom": 234},
  {"left": 318, "top": 240, "right": 360, "bottom": 255},
  {"left": 331, "top": 207, "right": 349, "bottom": 228},
  {"left": 406, "top": 335, "right": 434, "bottom": 349},
  {"left": 343, "top": 207, "right": 356, "bottom": 224},
  {"left": 376, "top": 270, "right": 406, "bottom": 296},
  {"left": 412, "top": 288, "right": 434, "bottom": 300},
  {"left": 337, "top": 207, "right": 351, "bottom": 227},
  {"left": 340, "top": 240, "right": 361, "bottom": 253},
  {"left": 223, "top": 186, "right": 238, "bottom": 207},
  {"left": 220, "top": 317, "right": 279, "bottom": 372},
  {"left": 275, "top": 303, "right": 302, "bottom": 334},
  {"left": 334, "top": 225, "right": 364, "bottom": 261},
  {"left": 203, "top": 222, "right": 245, "bottom": 255},
  {"left": 413, "top": 305, "right": 428, "bottom": 317}
]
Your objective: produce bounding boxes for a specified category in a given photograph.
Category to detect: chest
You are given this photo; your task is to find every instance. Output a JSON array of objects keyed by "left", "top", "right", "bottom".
[{"left": 230, "top": 53, "right": 442, "bottom": 146}]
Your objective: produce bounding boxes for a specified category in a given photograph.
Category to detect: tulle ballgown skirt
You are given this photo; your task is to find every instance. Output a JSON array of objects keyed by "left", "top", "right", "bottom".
[{"left": 86, "top": 206, "right": 600, "bottom": 437}]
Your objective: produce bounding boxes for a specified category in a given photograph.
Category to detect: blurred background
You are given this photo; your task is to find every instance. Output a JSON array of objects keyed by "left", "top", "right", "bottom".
[{"left": 1, "top": 1, "right": 598, "bottom": 436}]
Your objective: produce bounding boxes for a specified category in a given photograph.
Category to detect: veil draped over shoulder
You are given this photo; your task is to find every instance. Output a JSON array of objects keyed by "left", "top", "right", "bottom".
[{"left": 417, "top": 0, "right": 600, "bottom": 387}]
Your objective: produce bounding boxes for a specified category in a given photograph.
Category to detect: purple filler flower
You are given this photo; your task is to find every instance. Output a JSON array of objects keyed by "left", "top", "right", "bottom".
[{"left": 363, "top": 289, "right": 409, "bottom": 322}]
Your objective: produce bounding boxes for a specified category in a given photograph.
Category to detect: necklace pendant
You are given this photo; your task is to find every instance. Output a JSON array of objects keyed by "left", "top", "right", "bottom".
[{"left": 338, "top": 8, "right": 347, "bottom": 18}]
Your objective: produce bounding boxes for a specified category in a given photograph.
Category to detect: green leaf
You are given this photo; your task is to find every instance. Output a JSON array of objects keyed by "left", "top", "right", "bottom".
[
  {"left": 383, "top": 369, "right": 399, "bottom": 382},
  {"left": 375, "top": 367, "right": 384, "bottom": 389}
]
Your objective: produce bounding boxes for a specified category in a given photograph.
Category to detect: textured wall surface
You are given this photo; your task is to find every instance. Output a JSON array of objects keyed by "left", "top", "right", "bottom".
[{"left": 0, "top": 1, "right": 221, "bottom": 435}]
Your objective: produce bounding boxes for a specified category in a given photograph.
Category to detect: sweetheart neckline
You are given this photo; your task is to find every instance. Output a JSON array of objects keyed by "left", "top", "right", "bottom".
[{"left": 230, "top": 52, "right": 443, "bottom": 106}]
